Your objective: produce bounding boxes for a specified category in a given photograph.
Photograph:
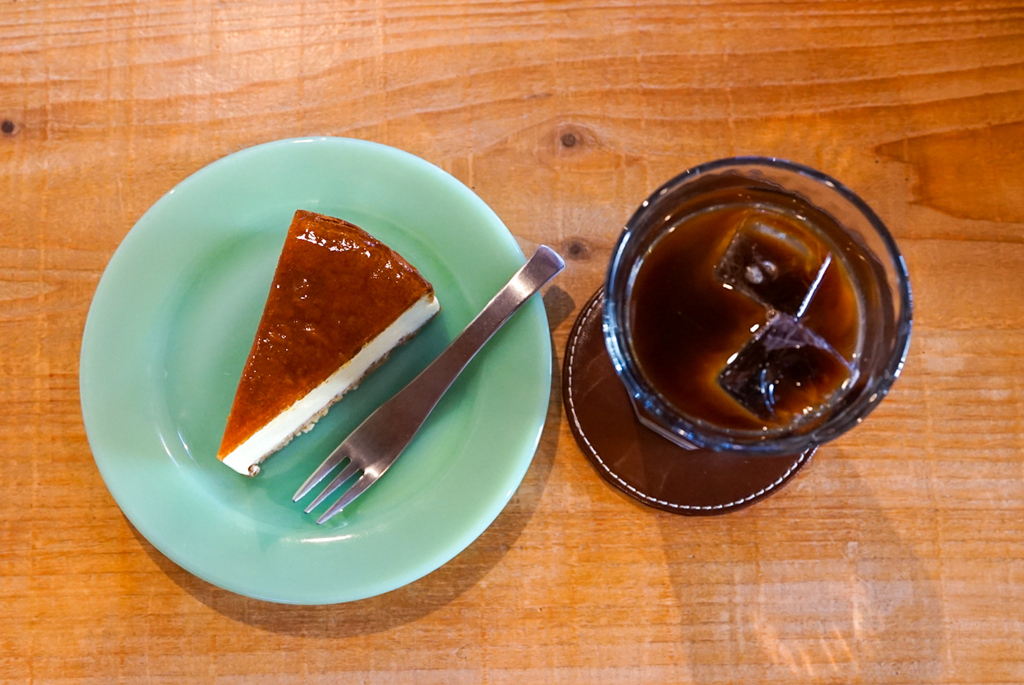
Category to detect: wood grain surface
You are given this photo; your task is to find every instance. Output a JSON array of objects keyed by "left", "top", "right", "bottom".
[{"left": 3, "top": 0, "right": 1024, "bottom": 682}]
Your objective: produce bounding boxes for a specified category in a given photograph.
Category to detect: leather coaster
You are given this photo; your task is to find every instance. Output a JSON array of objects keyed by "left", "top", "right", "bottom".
[{"left": 563, "top": 288, "right": 815, "bottom": 515}]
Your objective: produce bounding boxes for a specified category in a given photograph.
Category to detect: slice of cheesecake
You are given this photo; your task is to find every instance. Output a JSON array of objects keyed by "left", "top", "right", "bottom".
[{"left": 217, "top": 210, "right": 440, "bottom": 476}]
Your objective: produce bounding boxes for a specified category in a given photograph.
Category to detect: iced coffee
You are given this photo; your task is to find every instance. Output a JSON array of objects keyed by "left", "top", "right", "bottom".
[{"left": 604, "top": 158, "right": 912, "bottom": 454}]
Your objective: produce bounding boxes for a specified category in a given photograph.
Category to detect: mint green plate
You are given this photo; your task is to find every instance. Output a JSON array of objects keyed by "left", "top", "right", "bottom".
[{"left": 80, "top": 138, "right": 552, "bottom": 604}]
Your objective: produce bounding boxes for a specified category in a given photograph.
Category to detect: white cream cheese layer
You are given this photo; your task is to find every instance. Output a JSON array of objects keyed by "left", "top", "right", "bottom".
[{"left": 221, "top": 294, "right": 440, "bottom": 476}]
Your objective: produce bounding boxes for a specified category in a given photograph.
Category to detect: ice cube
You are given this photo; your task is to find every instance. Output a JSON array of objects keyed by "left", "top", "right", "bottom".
[
  {"left": 718, "top": 313, "right": 856, "bottom": 425},
  {"left": 715, "top": 213, "right": 831, "bottom": 317}
]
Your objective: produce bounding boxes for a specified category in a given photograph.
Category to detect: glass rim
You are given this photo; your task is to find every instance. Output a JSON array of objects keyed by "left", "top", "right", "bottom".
[{"left": 603, "top": 156, "right": 914, "bottom": 454}]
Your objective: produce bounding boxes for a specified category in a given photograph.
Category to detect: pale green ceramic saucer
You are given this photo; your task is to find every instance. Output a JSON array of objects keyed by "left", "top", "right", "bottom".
[{"left": 80, "top": 138, "right": 552, "bottom": 604}]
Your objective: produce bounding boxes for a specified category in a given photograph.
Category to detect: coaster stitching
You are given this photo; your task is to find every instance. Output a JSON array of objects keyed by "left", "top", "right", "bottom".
[{"left": 565, "top": 291, "right": 811, "bottom": 511}]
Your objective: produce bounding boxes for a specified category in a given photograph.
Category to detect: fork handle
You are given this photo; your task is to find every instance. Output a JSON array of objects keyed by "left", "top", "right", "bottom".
[{"left": 350, "top": 245, "right": 564, "bottom": 456}]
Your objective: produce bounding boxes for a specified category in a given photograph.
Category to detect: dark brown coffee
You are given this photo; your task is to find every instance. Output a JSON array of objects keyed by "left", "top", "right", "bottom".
[{"left": 627, "top": 190, "right": 862, "bottom": 432}]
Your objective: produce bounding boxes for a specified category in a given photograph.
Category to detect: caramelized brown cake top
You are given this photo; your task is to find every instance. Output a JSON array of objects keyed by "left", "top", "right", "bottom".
[{"left": 217, "top": 210, "right": 435, "bottom": 458}]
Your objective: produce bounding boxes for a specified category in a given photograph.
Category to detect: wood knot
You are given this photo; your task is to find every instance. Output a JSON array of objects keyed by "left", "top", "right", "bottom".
[
  {"left": 1, "top": 120, "right": 15, "bottom": 136},
  {"left": 564, "top": 238, "right": 591, "bottom": 261},
  {"left": 552, "top": 124, "right": 592, "bottom": 157},
  {"left": 539, "top": 122, "right": 612, "bottom": 169}
]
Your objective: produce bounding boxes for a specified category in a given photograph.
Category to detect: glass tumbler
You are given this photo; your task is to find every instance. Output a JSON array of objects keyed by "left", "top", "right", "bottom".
[{"left": 603, "top": 157, "right": 913, "bottom": 455}]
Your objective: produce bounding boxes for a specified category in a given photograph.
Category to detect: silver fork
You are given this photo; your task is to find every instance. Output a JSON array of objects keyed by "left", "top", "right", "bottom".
[{"left": 293, "top": 245, "right": 565, "bottom": 524}]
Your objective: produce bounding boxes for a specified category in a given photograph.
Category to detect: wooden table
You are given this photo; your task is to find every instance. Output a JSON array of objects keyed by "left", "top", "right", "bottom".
[{"left": 3, "top": 1, "right": 1023, "bottom": 682}]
